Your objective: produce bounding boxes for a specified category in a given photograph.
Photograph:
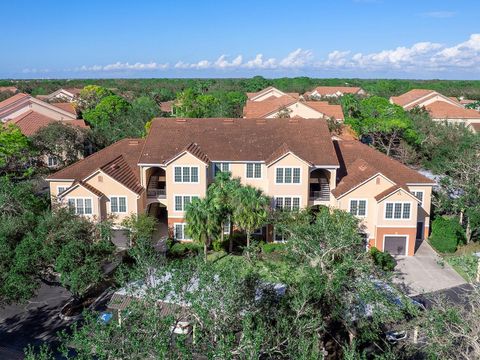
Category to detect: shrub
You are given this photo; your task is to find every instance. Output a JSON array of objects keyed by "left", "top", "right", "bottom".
[
  {"left": 261, "top": 242, "right": 287, "bottom": 254},
  {"left": 168, "top": 242, "right": 202, "bottom": 258},
  {"left": 429, "top": 217, "right": 466, "bottom": 253},
  {"left": 370, "top": 247, "right": 396, "bottom": 271},
  {"left": 211, "top": 238, "right": 228, "bottom": 252}
]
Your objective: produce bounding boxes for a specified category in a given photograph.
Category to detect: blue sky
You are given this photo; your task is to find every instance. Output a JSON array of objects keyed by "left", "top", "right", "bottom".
[{"left": 3, "top": 0, "right": 480, "bottom": 79}]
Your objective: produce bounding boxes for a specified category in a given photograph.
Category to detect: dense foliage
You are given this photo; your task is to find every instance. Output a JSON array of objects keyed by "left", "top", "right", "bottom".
[{"left": 429, "top": 217, "right": 466, "bottom": 253}]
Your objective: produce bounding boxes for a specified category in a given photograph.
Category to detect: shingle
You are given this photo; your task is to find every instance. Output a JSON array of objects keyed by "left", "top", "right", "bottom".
[{"left": 6, "top": 111, "right": 88, "bottom": 136}]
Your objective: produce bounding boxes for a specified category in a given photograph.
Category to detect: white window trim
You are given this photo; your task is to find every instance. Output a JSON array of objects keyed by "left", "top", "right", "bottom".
[
  {"left": 274, "top": 196, "right": 302, "bottom": 211},
  {"left": 245, "top": 162, "right": 263, "bottom": 179},
  {"left": 382, "top": 234, "right": 409, "bottom": 256},
  {"left": 384, "top": 201, "right": 413, "bottom": 221},
  {"left": 173, "top": 194, "right": 200, "bottom": 213},
  {"left": 273, "top": 228, "right": 288, "bottom": 243},
  {"left": 274, "top": 166, "right": 302, "bottom": 185},
  {"left": 173, "top": 222, "right": 191, "bottom": 241},
  {"left": 410, "top": 190, "right": 424, "bottom": 206},
  {"left": 212, "top": 162, "right": 231, "bottom": 177},
  {"left": 109, "top": 195, "right": 128, "bottom": 214},
  {"left": 66, "top": 197, "right": 94, "bottom": 216},
  {"left": 348, "top": 198, "right": 368, "bottom": 217},
  {"left": 57, "top": 185, "right": 69, "bottom": 195},
  {"left": 252, "top": 226, "right": 264, "bottom": 235},
  {"left": 173, "top": 165, "right": 200, "bottom": 184}
]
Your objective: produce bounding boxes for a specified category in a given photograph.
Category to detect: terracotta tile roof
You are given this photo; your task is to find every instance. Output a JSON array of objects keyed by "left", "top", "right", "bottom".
[
  {"left": 100, "top": 155, "right": 144, "bottom": 194},
  {"left": 243, "top": 96, "right": 297, "bottom": 117},
  {"left": 390, "top": 89, "right": 435, "bottom": 107},
  {"left": 373, "top": 185, "right": 414, "bottom": 202},
  {"left": 140, "top": 118, "right": 339, "bottom": 167},
  {"left": 265, "top": 143, "right": 311, "bottom": 166},
  {"left": 52, "top": 102, "right": 77, "bottom": 115},
  {"left": 304, "top": 101, "right": 344, "bottom": 120},
  {"left": 460, "top": 99, "right": 476, "bottom": 105},
  {"left": 61, "top": 181, "right": 106, "bottom": 198},
  {"left": 246, "top": 86, "right": 299, "bottom": 100},
  {"left": 160, "top": 100, "right": 174, "bottom": 112},
  {"left": 7, "top": 111, "right": 88, "bottom": 136},
  {"left": 468, "top": 122, "right": 480, "bottom": 133},
  {"left": 47, "top": 139, "right": 145, "bottom": 194},
  {"left": 0, "top": 93, "right": 29, "bottom": 109},
  {"left": 332, "top": 140, "right": 433, "bottom": 198},
  {"left": 425, "top": 101, "right": 480, "bottom": 119},
  {"left": 307, "top": 86, "right": 363, "bottom": 97},
  {"left": 0, "top": 86, "right": 18, "bottom": 93},
  {"left": 63, "top": 88, "right": 82, "bottom": 96}
]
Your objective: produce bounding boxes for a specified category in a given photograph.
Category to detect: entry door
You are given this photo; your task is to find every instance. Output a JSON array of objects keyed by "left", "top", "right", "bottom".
[
  {"left": 384, "top": 236, "right": 407, "bottom": 256},
  {"left": 416, "top": 222, "right": 424, "bottom": 240}
]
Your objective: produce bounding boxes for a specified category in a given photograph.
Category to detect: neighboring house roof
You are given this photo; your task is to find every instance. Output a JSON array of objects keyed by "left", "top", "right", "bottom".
[
  {"left": 63, "top": 88, "right": 82, "bottom": 96},
  {"left": 306, "top": 86, "right": 363, "bottom": 97},
  {"left": 390, "top": 89, "right": 462, "bottom": 110},
  {"left": 469, "top": 122, "right": 480, "bottom": 133},
  {"left": 0, "top": 92, "right": 29, "bottom": 109},
  {"left": 304, "top": 101, "right": 344, "bottom": 120},
  {"left": 246, "top": 86, "right": 299, "bottom": 100},
  {"left": 60, "top": 180, "right": 106, "bottom": 198},
  {"left": 243, "top": 96, "right": 297, "bottom": 117},
  {"left": 6, "top": 110, "right": 88, "bottom": 136},
  {"left": 160, "top": 100, "right": 174, "bottom": 112},
  {"left": 332, "top": 140, "right": 433, "bottom": 198},
  {"left": 47, "top": 138, "right": 145, "bottom": 195},
  {"left": 424, "top": 101, "right": 480, "bottom": 119},
  {"left": 139, "top": 118, "right": 339, "bottom": 167},
  {"left": 0, "top": 86, "right": 18, "bottom": 93},
  {"left": 52, "top": 102, "right": 77, "bottom": 115}
]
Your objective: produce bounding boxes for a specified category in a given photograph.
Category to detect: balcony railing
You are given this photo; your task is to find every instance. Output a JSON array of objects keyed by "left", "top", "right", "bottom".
[
  {"left": 147, "top": 189, "right": 166, "bottom": 199},
  {"left": 309, "top": 191, "right": 330, "bottom": 202}
]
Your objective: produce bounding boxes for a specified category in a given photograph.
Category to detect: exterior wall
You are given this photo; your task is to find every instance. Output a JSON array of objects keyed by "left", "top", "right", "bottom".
[
  {"left": 1, "top": 100, "right": 76, "bottom": 121},
  {"left": 335, "top": 175, "right": 395, "bottom": 240},
  {"left": 412, "top": 94, "right": 460, "bottom": 109},
  {"left": 252, "top": 89, "right": 284, "bottom": 101},
  {"left": 165, "top": 152, "right": 208, "bottom": 220},
  {"left": 229, "top": 162, "right": 267, "bottom": 190},
  {"left": 49, "top": 180, "right": 74, "bottom": 199},
  {"left": 376, "top": 190, "right": 418, "bottom": 228},
  {"left": 85, "top": 171, "right": 139, "bottom": 224},
  {"left": 59, "top": 186, "right": 101, "bottom": 220},
  {"left": 374, "top": 227, "right": 417, "bottom": 256},
  {"left": 407, "top": 185, "right": 433, "bottom": 239},
  {"left": 266, "top": 102, "right": 323, "bottom": 119},
  {"left": 267, "top": 154, "right": 310, "bottom": 208}
]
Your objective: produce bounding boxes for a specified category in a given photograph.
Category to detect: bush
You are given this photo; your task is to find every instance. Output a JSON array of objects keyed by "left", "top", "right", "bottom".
[
  {"left": 261, "top": 242, "right": 287, "bottom": 254},
  {"left": 168, "top": 242, "right": 202, "bottom": 258},
  {"left": 370, "top": 247, "right": 396, "bottom": 271},
  {"left": 211, "top": 238, "right": 228, "bottom": 252},
  {"left": 429, "top": 217, "right": 466, "bottom": 253}
]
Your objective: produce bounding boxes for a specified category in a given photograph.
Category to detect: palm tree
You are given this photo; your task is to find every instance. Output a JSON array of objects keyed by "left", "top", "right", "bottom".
[
  {"left": 185, "top": 197, "right": 221, "bottom": 262},
  {"left": 232, "top": 186, "right": 269, "bottom": 250},
  {"left": 207, "top": 172, "right": 242, "bottom": 252}
]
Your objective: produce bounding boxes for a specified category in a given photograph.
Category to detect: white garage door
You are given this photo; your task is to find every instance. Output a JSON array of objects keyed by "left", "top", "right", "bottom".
[{"left": 384, "top": 236, "right": 407, "bottom": 256}]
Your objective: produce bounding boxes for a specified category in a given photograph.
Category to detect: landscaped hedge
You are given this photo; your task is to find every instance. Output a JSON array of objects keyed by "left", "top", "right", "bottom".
[
  {"left": 261, "top": 242, "right": 287, "bottom": 254},
  {"left": 370, "top": 247, "right": 396, "bottom": 271},
  {"left": 429, "top": 217, "right": 466, "bottom": 253},
  {"left": 168, "top": 242, "right": 202, "bottom": 257}
]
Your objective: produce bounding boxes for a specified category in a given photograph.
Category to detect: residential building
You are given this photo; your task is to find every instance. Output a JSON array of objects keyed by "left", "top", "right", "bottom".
[
  {"left": 305, "top": 86, "right": 366, "bottom": 99},
  {"left": 243, "top": 86, "right": 344, "bottom": 121},
  {"left": 0, "top": 86, "right": 18, "bottom": 93},
  {"left": 47, "top": 117, "right": 434, "bottom": 256},
  {"left": 390, "top": 89, "right": 480, "bottom": 132},
  {"left": 37, "top": 88, "right": 82, "bottom": 102}
]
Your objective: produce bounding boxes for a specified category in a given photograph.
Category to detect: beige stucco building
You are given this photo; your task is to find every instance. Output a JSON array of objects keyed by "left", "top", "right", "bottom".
[{"left": 47, "top": 117, "right": 434, "bottom": 256}]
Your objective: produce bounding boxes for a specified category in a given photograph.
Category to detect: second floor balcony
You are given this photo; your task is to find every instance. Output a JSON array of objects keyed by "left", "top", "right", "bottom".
[
  {"left": 309, "top": 169, "right": 331, "bottom": 202},
  {"left": 147, "top": 169, "right": 166, "bottom": 199}
]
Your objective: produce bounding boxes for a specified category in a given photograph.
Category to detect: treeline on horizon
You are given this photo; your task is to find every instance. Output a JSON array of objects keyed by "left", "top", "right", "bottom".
[{"left": 2, "top": 76, "right": 480, "bottom": 100}]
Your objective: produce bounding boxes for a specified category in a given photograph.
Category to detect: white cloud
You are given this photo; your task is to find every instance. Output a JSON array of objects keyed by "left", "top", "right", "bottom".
[
  {"left": 68, "top": 33, "right": 480, "bottom": 75},
  {"left": 421, "top": 11, "right": 456, "bottom": 18}
]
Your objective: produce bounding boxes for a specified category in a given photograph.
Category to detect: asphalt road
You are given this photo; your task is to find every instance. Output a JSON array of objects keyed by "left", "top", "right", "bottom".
[{"left": 0, "top": 280, "right": 72, "bottom": 359}]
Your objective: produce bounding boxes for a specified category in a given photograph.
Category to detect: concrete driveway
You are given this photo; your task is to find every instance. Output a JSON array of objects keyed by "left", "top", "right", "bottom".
[{"left": 393, "top": 241, "right": 467, "bottom": 296}]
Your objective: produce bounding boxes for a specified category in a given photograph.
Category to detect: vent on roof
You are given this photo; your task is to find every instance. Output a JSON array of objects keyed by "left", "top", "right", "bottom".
[
  {"left": 223, "top": 119, "right": 234, "bottom": 123},
  {"left": 359, "top": 163, "right": 368, "bottom": 171},
  {"left": 176, "top": 118, "right": 186, "bottom": 122},
  {"left": 111, "top": 164, "right": 120, "bottom": 170}
]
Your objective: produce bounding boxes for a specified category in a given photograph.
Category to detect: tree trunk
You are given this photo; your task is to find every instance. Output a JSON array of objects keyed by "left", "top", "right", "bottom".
[
  {"left": 204, "top": 242, "right": 207, "bottom": 263},
  {"left": 466, "top": 217, "right": 472, "bottom": 244},
  {"left": 246, "top": 232, "right": 250, "bottom": 248}
]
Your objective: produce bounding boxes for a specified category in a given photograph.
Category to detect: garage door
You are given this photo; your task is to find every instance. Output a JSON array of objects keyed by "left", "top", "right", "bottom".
[{"left": 384, "top": 236, "right": 407, "bottom": 255}]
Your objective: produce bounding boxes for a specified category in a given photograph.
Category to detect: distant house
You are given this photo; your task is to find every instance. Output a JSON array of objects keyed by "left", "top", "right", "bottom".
[
  {"left": 243, "top": 86, "right": 344, "bottom": 121},
  {"left": 390, "top": 89, "right": 480, "bottom": 132},
  {"left": 47, "top": 117, "right": 434, "bottom": 256},
  {"left": 0, "top": 86, "right": 18, "bottom": 93},
  {"left": 38, "top": 88, "right": 82, "bottom": 102},
  {"left": 305, "top": 86, "right": 366, "bottom": 99},
  {"left": 160, "top": 100, "right": 174, "bottom": 115}
]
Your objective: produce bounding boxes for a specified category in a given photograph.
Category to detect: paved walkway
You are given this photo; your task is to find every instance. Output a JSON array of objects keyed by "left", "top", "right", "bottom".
[{"left": 393, "top": 241, "right": 467, "bottom": 296}]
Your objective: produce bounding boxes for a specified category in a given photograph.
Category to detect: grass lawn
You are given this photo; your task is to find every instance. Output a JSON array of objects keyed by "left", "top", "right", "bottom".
[{"left": 443, "top": 242, "right": 480, "bottom": 282}]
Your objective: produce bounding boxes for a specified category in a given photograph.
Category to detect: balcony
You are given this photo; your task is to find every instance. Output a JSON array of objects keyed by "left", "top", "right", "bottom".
[
  {"left": 147, "top": 173, "right": 166, "bottom": 199},
  {"left": 309, "top": 169, "right": 331, "bottom": 202}
]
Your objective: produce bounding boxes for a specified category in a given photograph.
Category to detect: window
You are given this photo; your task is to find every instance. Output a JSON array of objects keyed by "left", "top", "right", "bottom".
[
  {"left": 57, "top": 186, "right": 68, "bottom": 195},
  {"left": 174, "top": 166, "right": 199, "bottom": 183},
  {"left": 48, "top": 156, "right": 58, "bottom": 167},
  {"left": 411, "top": 191, "right": 423, "bottom": 206},
  {"left": 223, "top": 218, "right": 231, "bottom": 235},
  {"left": 275, "top": 197, "right": 300, "bottom": 211},
  {"left": 275, "top": 167, "right": 301, "bottom": 184},
  {"left": 246, "top": 163, "right": 262, "bottom": 179},
  {"left": 174, "top": 223, "right": 189, "bottom": 240},
  {"left": 213, "top": 162, "right": 230, "bottom": 177},
  {"left": 110, "top": 196, "right": 127, "bottom": 213},
  {"left": 174, "top": 195, "right": 199, "bottom": 212},
  {"left": 253, "top": 227, "right": 263, "bottom": 235},
  {"left": 274, "top": 228, "right": 288, "bottom": 243},
  {"left": 385, "top": 202, "right": 411, "bottom": 220},
  {"left": 349, "top": 200, "right": 367, "bottom": 217},
  {"left": 67, "top": 198, "right": 92, "bottom": 215}
]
